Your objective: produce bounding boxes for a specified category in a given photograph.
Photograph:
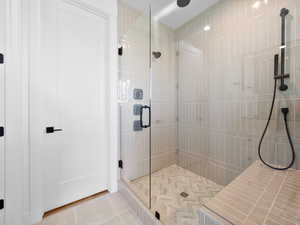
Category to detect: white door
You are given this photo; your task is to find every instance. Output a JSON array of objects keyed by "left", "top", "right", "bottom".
[
  {"left": 40, "top": 0, "right": 109, "bottom": 211},
  {"left": 0, "top": 0, "right": 5, "bottom": 223}
]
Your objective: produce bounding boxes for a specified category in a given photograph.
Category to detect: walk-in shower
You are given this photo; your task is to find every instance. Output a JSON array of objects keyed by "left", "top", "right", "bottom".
[{"left": 118, "top": 0, "right": 300, "bottom": 225}]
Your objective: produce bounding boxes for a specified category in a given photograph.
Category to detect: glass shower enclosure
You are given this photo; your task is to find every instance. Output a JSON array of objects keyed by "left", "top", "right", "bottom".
[
  {"left": 118, "top": 2, "right": 152, "bottom": 209},
  {"left": 118, "top": 0, "right": 300, "bottom": 225}
]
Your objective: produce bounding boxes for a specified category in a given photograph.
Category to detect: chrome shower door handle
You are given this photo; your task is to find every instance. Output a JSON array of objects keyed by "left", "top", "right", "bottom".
[{"left": 140, "top": 105, "right": 151, "bottom": 128}]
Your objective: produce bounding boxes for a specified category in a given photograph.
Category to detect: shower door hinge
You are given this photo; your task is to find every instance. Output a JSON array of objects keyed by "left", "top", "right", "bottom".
[
  {"left": 118, "top": 160, "right": 123, "bottom": 169},
  {"left": 155, "top": 211, "right": 160, "bottom": 220},
  {"left": 0, "top": 199, "right": 4, "bottom": 210},
  {"left": 0, "top": 127, "right": 4, "bottom": 137},
  {"left": 0, "top": 53, "right": 4, "bottom": 64},
  {"left": 118, "top": 46, "right": 123, "bottom": 56}
]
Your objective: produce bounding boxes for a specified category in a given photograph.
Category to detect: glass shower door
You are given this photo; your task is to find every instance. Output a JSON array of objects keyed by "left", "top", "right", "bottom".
[
  {"left": 118, "top": 2, "right": 152, "bottom": 209},
  {"left": 149, "top": 3, "right": 179, "bottom": 223}
]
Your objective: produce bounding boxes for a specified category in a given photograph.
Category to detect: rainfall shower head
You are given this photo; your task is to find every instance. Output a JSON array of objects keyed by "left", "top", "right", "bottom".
[
  {"left": 177, "top": 0, "right": 191, "bottom": 8},
  {"left": 152, "top": 51, "right": 162, "bottom": 59}
]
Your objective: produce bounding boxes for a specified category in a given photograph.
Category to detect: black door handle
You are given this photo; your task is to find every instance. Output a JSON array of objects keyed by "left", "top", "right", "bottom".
[
  {"left": 140, "top": 105, "right": 151, "bottom": 128},
  {"left": 46, "top": 127, "right": 63, "bottom": 133}
]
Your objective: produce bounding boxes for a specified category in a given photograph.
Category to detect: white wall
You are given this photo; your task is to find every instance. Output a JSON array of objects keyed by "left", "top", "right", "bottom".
[{"left": 0, "top": 0, "right": 6, "bottom": 224}]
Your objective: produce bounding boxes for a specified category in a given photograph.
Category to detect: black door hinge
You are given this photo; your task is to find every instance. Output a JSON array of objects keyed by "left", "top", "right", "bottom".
[
  {"left": 155, "top": 211, "right": 160, "bottom": 220},
  {"left": 0, "top": 199, "right": 4, "bottom": 210},
  {"left": 118, "top": 160, "right": 123, "bottom": 169},
  {"left": 0, "top": 127, "right": 4, "bottom": 137},
  {"left": 0, "top": 53, "right": 4, "bottom": 64},
  {"left": 118, "top": 46, "right": 123, "bottom": 56}
]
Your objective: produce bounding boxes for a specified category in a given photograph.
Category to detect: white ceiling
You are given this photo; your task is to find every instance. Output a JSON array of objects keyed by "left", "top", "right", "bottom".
[{"left": 122, "top": 0, "right": 220, "bottom": 29}]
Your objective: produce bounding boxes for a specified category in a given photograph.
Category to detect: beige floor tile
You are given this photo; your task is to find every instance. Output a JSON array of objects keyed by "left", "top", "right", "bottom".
[
  {"left": 106, "top": 193, "right": 131, "bottom": 214},
  {"left": 119, "top": 210, "right": 143, "bottom": 225},
  {"left": 100, "top": 217, "right": 122, "bottom": 225},
  {"left": 37, "top": 193, "right": 143, "bottom": 225},
  {"left": 75, "top": 197, "right": 116, "bottom": 224},
  {"left": 41, "top": 208, "right": 76, "bottom": 225}
]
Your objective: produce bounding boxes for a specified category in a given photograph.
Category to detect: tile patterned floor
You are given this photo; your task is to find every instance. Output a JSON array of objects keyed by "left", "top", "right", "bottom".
[
  {"left": 129, "top": 165, "right": 224, "bottom": 225},
  {"left": 35, "top": 192, "right": 144, "bottom": 225}
]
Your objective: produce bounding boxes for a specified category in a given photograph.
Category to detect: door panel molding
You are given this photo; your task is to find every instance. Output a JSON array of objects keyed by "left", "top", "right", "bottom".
[{"left": 62, "top": 0, "right": 110, "bottom": 19}]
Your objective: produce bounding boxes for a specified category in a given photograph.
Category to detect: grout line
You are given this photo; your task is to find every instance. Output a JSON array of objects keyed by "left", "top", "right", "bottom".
[
  {"left": 262, "top": 172, "right": 288, "bottom": 225},
  {"left": 202, "top": 205, "right": 235, "bottom": 225},
  {"left": 241, "top": 169, "right": 276, "bottom": 225},
  {"left": 73, "top": 207, "right": 78, "bottom": 225}
]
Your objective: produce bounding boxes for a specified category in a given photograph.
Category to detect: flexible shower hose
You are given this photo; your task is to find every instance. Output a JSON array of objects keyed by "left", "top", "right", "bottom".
[{"left": 258, "top": 79, "right": 296, "bottom": 170}]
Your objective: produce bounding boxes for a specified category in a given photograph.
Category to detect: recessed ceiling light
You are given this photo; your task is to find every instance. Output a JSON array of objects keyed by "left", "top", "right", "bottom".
[{"left": 204, "top": 25, "right": 211, "bottom": 31}]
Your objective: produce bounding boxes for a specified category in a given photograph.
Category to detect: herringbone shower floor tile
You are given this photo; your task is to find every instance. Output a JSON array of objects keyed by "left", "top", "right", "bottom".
[{"left": 129, "top": 165, "right": 224, "bottom": 225}]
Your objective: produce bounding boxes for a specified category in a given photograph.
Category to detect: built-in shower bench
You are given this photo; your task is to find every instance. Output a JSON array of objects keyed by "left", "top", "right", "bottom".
[{"left": 199, "top": 161, "right": 300, "bottom": 225}]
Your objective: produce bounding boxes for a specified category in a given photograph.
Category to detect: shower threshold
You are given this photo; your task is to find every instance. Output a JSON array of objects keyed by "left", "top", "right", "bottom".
[{"left": 127, "top": 165, "right": 224, "bottom": 225}]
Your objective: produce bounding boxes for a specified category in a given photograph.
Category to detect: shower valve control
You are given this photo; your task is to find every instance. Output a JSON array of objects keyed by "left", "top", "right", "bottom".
[{"left": 133, "top": 89, "right": 143, "bottom": 100}]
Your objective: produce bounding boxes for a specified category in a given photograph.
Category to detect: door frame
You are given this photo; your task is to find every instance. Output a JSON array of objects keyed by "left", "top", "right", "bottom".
[
  {"left": 4, "top": 0, "right": 119, "bottom": 224},
  {"left": 0, "top": 0, "right": 6, "bottom": 224},
  {"left": 4, "top": 0, "right": 31, "bottom": 225}
]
